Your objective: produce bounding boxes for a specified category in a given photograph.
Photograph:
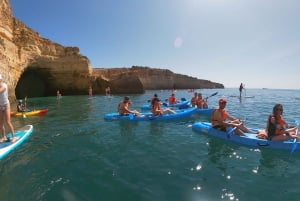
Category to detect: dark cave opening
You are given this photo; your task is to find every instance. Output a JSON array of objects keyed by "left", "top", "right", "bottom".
[{"left": 15, "top": 69, "right": 48, "bottom": 99}]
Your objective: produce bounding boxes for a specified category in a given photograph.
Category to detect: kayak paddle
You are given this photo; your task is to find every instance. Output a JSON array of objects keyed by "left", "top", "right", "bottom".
[
  {"left": 290, "top": 119, "right": 300, "bottom": 154},
  {"left": 205, "top": 92, "right": 218, "bottom": 99}
]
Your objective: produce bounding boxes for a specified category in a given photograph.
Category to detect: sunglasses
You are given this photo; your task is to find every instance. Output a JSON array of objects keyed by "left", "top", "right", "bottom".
[{"left": 276, "top": 108, "right": 283, "bottom": 111}]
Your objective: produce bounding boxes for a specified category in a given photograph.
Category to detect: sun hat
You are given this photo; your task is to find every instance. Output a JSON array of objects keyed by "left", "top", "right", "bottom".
[{"left": 219, "top": 98, "right": 227, "bottom": 104}]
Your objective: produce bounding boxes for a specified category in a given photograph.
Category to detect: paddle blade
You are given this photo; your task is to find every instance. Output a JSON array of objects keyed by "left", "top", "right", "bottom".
[
  {"left": 226, "top": 127, "right": 235, "bottom": 138},
  {"left": 206, "top": 92, "right": 218, "bottom": 99},
  {"left": 210, "top": 92, "right": 218, "bottom": 97},
  {"left": 129, "top": 113, "right": 134, "bottom": 120},
  {"left": 291, "top": 139, "right": 297, "bottom": 154}
]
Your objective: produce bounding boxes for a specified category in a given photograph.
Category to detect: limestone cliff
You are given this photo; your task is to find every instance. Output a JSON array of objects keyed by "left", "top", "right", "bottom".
[
  {"left": 92, "top": 66, "right": 223, "bottom": 93},
  {"left": 0, "top": 0, "right": 224, "bottom": 100}
]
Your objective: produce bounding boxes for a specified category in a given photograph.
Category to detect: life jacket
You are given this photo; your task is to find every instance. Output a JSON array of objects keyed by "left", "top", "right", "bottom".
[
  {"left": 267, "top": 114, "right": 287, "bottom": 136},
  {"left": 211, "top": 108, "right": 228, "bottom": 126},
  {"left": 190, "top": 96, "right": 198, "bottom": 106},
  {"left": 196, "top": 99, "right": 205, "bottom": 108},
  {"left": 168, "top": 96, "right": 176, "bottom": 105}
]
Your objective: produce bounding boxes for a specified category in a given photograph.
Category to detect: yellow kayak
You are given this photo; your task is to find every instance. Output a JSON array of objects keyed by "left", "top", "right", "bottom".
[{"left": 11, "top": 108, "right": 48, "bottom": 117}]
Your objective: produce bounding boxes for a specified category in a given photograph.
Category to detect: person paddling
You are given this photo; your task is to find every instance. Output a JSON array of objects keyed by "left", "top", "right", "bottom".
[
  {"left": 239, "top": 83, "right": 244, "bottom": 98},
  {"left": 211, "top": 98, "right": 257, "bottom": 136},
  {"left": 265, "top": 103, "right": 299, "bottom": 141},
  {"left": 118, "top": 96, "right": 141, "bottom": 116},
  {"left": 151, "top": 97, "right": 175, "bottom": 116}
]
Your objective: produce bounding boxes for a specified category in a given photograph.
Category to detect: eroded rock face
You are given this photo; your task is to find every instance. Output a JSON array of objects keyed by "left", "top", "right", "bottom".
[
  {"left": 0, "top": 0, "right": 95, "bottom": 99},
  {"left": 0, "top": 0, "right": 223, "bottom": 101}
]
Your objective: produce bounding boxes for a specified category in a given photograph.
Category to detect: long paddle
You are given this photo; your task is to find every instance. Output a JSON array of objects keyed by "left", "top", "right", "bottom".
[
  {"left": 205, "top": 92, "right": 218, "bottom": 99},
  {"left": 290, "top": 119, "right": 300, "bottom": 154},
  {"left": 22, "top": 96, "right": 27, "bottom": 118},
  {"left": 226, "top": 126, "right": 237, "bottom": 138},
  {"left": 226, "top": 122, "right": 243, "bottom": 138}
]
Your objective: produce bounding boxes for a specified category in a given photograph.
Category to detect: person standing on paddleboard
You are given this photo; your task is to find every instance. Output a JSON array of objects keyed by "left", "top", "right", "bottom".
[
  {"left": 239, "top": 83, "right": 244, "bottom": 98},
  {"left": 0, "top": 74, "right": 15, "bottom": 142}
]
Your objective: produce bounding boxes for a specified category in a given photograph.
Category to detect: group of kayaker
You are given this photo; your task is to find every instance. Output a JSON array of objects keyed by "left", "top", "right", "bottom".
[
  {"left": 190, "top": 92, "right": 208, "bottom": 109},
  {"left": 211, "top": 97, "right": 299, "bottom": 141},
  {"left": 118, "top": 94, "right": 177, "bottom": 117},
  {"left": 117, "top": 96, "right": 141, "bottom": 116},
  {"left": 151, "top": 95, "right": 176, "bottom": 116}
]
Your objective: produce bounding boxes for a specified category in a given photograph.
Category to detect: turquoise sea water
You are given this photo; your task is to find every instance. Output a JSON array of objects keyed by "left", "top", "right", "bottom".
[{"left": 1, "top": 88, "right": 300, "bottom": 201}]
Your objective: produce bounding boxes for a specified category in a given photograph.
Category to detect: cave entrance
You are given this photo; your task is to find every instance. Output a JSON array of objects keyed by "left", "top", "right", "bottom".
[{"left": 15, "top": 68, "right": 49, "bottom": 99}]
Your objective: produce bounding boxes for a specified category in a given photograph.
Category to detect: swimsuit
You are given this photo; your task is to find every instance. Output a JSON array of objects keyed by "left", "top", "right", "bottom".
[{"left": 0, "top": 104, "right": 8, "bottom": 111}]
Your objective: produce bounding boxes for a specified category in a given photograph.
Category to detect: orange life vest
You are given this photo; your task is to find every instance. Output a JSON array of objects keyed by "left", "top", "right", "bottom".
[
  {"left": 211, "top": 108, "right": 228, "bottom": 126},
  {"left": 275, "top": 115, "right": 287, "bottom": 135},
  {"left": 169, "top": 96, "right": 176, "bottom": 104}
]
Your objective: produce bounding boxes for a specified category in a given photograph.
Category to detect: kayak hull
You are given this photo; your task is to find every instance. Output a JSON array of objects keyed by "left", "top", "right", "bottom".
[
  {"left": 11, "top": 108, "right": 48, "bottom": 117},
  {"left": 0, "top": 125, "right": 33, "bottom": 159},
  {"left": 192, "top": 122, "right": 300, "bottom": 151},
  {"left": 195, "top": 108, "right": 213, "bottom": 115},
  {"left": 104, "top": 107, "right": 197, "bottom": 121}
]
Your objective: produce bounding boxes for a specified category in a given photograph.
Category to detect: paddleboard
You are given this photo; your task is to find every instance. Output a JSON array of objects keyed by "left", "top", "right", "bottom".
[
  {"left": 0, "top": 125, "right": 33, "bottom": 159},
  {"left": 229, "top": 95, "right": 255, "bottom": 98}
]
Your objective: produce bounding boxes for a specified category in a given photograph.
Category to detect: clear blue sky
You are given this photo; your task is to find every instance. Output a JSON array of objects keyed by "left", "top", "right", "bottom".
[{"left": 10, "top": 0, "right": 300, "bottom": 89}]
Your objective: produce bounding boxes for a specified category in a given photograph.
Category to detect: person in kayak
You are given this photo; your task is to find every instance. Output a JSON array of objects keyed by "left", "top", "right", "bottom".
[
  {"left": 196, "top": 93, "right": 208, "bottom": 109},
  {"left": 151, "top": 97, "right": 176, "bottom": 116},
  {"left": 0, "top": 74, "right": 15, "bottom": 142},
  {"left": 211, "top": 98, "right": 257, "bottom": 136},
  {"left": 151, "top": 93, "right": 158, "bottom": 102},
  {"left": 17, "top": 99, "right": 26, "bottom": 112},
  {"left": 118, "top": 96, "right": 140, "bottom": 116},
  {"left": 265, "top": 103, "right": 298, "bottom": 141},
  {"left": 190, "top": 92, "right": 198, "bottom": 107},
  {"left": 168, "top": 93, "right": 178, "bottom": 105}
]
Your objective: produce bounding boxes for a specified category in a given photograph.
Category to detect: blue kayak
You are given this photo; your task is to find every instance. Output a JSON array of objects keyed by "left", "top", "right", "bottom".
[
  {"left": 0, "top": 125, "right": 33, "bottom": 159},
  {"left": 104, "top": 107, "right": 197, "bottom": 121},
  {"left": 192, "top": 122, "right": 300, "bottom": 151},
  {"left": 195, "top": 108, "right": 213, "bottom": 115},
  {"left": 141, "top": 100, "right": 190, "bottom": 110}
]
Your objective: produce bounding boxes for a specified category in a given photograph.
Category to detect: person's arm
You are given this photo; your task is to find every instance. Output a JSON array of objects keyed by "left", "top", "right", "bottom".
[
  {"left": 124, "top": 104, "right": 132, "bottom": 113},
  {"left": 223, "top": 112, "right": 241, "bottom": 127},
  {"left": 0, "top": 84, "right": 5, "bottom": 93}
]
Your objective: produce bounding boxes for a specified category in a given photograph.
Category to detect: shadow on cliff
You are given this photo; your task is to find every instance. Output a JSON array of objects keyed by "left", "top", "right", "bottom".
[{"left": 15, "top": 68, "right": 49, "bottom": 99}]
